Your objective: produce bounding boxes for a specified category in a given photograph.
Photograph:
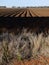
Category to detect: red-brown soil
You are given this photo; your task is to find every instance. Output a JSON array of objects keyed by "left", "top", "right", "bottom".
[{"left": 8, "top": 55, "right": 49, "bottom": 65}]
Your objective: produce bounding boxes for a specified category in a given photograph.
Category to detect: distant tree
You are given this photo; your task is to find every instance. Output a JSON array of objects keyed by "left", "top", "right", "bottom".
[
  {"left": 18, "top": 7, "right": 20, "bottom": 8},
  {"left": 0, "top": 6, "right": 6, "bottom": 8},
  {"left": 12, "top": 6, "right": 16, "bottom": 8}
]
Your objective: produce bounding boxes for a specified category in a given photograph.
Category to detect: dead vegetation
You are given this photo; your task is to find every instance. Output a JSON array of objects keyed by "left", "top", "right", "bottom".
[{"left": 0, "top": 28, "right": 49, "bottom": 65}]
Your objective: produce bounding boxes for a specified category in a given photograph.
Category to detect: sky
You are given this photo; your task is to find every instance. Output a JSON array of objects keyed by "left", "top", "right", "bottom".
[{"left": 0, "top": 0, "right": 49, "bottom": 7}]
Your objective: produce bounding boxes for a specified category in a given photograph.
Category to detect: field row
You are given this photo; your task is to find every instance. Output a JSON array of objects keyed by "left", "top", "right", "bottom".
[{"left": 0, "top": 8, "right": 39, "bottom": 17}]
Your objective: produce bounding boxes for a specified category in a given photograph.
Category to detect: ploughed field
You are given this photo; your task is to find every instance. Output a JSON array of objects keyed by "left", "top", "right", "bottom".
[
  {"left": 0, "top": 8, "right": 36, "bottom": 17},
  {"left": 0, "top": 8, "right": 49, "bottom": 17}
]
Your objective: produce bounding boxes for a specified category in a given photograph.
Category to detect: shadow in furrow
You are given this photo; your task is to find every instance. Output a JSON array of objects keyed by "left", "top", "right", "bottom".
[
  {"left": 25, "top": 11, "right": 27, "bottom": 17},
  {"left": 18, "top": 11, "right": 25, "bottom": 17},
  {"left": 29, "top": 10, "right": 33, "bottom": 17}
]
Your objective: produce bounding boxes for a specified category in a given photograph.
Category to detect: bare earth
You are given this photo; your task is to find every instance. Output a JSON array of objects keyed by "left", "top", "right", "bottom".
[
  {"left": 0, "top": 7, "right": 49, "bottom": 17},
  {"left": 8, "top": 55, "right": 49, "bottom": 65}
]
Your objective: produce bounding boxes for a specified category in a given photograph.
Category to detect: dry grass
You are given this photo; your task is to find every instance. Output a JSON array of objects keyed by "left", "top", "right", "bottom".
[{"left": 0, "top": 28, "right": 49, "bottom": 64}]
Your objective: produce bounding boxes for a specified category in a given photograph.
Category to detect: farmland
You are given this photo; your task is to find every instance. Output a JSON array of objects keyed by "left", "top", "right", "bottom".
[
  {"left": 0, "top": 7, "right": 49, "bottom": 17},
  {"left": 0, "top": 7, "right": 49, "bottom": 65}
]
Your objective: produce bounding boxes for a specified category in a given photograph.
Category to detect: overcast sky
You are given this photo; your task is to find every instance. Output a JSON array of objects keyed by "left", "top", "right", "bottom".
[{"left": 0, "top": 0, "right": 49, "bottom": 7}]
